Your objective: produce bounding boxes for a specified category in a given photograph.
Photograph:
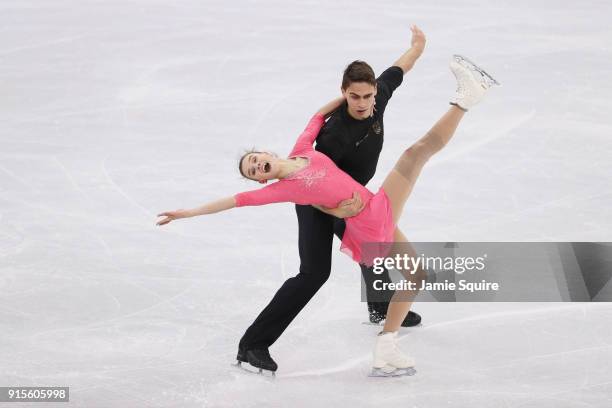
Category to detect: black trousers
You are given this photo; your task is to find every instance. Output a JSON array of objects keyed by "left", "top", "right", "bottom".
[{"left": 239, "top": 204, "right": 393, "bottom": 350}]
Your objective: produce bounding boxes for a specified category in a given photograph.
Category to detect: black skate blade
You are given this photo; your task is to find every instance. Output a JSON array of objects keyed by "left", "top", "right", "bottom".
[
  {"left": 232, "top": 361, "right": 276, "bottom": 378},
  {"left": 453, "top": 54, "right": 500, "bottom": 86},
  {"left": 369, "top": 366, "right": 417, "bottom": 378},
  {"left": 362, "top": 321, "right": 424, "bottom": 328}
]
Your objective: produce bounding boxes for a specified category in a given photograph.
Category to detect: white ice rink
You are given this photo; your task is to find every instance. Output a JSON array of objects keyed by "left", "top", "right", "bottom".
[{"left": 1, "top": 0, "right": 612, "bottom": 406}]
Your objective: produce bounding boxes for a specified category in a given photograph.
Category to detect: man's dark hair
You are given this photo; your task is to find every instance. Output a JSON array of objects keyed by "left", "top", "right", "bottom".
[{"left": 342, "top": 60, "right": 376, "bottom": 90}]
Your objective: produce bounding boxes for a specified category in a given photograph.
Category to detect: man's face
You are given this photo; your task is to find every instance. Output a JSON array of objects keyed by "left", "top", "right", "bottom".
[{"left": 342, "top": 82, "right": 377, "bottom": 120}]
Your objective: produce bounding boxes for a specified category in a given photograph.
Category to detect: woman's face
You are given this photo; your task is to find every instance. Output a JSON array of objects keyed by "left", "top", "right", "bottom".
[{"left": 241, "top": 152, "right": 278, "bottom": 182}]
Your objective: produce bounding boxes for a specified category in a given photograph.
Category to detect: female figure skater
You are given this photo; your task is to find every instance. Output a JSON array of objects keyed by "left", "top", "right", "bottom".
[{"left": 157, "top": 55, "right": 498, "bottom": 377}]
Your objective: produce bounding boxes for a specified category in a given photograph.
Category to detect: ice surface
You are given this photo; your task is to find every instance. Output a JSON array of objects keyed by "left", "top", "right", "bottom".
[{"left": 1, "top": 0, "right": 612, "bottom": 406}]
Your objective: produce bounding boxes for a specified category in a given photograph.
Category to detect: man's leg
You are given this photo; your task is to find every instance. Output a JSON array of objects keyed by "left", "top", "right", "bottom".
[
  {"left": 361, "top": 264, "right": 393, "bottom": 321},
  {"left": 239, "top": 204, "right": 335, "bottom": 353}
]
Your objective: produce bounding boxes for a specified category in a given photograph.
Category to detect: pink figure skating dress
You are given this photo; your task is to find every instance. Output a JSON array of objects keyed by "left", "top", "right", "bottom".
[{"left": 235, "top": 113, "right": 395, "bottom": 265}]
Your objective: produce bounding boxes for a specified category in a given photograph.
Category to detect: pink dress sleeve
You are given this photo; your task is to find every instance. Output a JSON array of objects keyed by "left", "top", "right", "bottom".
[
  {"left": 234, "top": 181, "right": 294, "bottom": 207},
  {"left": 288, "top": 113, "right": 326, "bottom": 157}
]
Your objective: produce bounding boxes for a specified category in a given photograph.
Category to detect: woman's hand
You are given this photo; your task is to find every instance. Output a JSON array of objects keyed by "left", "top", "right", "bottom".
[{"left": 156, "top": 209, "right": 192, "bottom": 226}]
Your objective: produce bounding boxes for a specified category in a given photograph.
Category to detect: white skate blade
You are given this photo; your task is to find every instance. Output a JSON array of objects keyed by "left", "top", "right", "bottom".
[
  {"left": 232, "top": 361, "right": 276, "bottom": 378},
  {"left": 362, "top": 321, "right": 384, "bottom": 326},
  {"left": 369, "top": 366, "right": 417, "bottom": 377},
  {"left": 453, "top": 54, "right": 500, "bottom": 86}
]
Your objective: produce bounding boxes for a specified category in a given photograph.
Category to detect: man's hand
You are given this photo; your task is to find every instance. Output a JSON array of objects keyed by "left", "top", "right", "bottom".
[
  {"left": 336, "top": 191, "right": 365, "bottom": 218},
  {"left": 410, "top": 24, "right": 426, "bottom": 56},
  {"left": 394, "top": 25, "right": 426, "bottom": 73},
  {"left": 313, "top": 192, "right": 365, "bottom": 218},
  {"left": 312, "top": 192, "right": 365, "bottom": 219}
]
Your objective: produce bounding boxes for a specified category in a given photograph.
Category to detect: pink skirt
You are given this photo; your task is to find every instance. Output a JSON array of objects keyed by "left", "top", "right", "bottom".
[{"left": 340, "top": 187, "right": 396, "bottom": 266}]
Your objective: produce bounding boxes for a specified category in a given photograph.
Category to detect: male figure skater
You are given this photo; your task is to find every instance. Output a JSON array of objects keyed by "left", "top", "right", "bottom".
[{"left": 237, "top": 25, "right": 427, "bottom": 373}]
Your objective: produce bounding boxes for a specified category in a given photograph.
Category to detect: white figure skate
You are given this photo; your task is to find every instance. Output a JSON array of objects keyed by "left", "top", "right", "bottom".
[
  {"left": 369, "top": 331, "right": 417, "bottom": 377},
  {"left": 450, "top": 54, "right": 500, "bottom": 111}
]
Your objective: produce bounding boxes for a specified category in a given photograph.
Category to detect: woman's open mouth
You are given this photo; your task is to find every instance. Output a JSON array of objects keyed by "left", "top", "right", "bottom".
[{"left": 263, "top": 162, "right": 271, "bottom": 173}]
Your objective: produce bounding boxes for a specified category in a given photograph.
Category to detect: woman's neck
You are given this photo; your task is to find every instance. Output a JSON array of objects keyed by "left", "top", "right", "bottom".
[{"left": 277, "top": 157, "right": 308, "bottom": 179}]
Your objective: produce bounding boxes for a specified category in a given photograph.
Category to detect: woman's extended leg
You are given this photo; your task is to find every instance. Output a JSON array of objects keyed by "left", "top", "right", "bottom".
[
  {"left": 370, "top": 107, "right": 468, "bottom": 375},
  {"left": 382, "top": 105, "right": 465, "bottom": 224},
  {"left": 370, "top": 56, "right": 498, "bottom": 377},
  {"left": 382, "top": 55, "right": 497, "bottom": 224}
]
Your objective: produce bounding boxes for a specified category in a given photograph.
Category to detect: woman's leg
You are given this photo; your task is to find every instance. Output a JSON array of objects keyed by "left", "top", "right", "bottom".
[
  {"left": 382, "top": 105, "right": 465, "bottom": 225},
  {"left": 370, "top": 57, "right": 497, "bottom": 375},
  {"left": 381, "top": 228, "right": 426, "bottom": 332},
  {"left": 378, "top": 107, "right": 464, "bottom": 331},
  {"left": 370, "top": 227, "right": 423, "bottom": 374}
]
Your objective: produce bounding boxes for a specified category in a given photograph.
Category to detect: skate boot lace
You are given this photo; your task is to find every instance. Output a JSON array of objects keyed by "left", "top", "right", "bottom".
[
  {"left": 453, "top": 66, "right": 489, "bottom": 105},
  {"left": 453, "top": 69, "right": 473, "bottom": 100}
]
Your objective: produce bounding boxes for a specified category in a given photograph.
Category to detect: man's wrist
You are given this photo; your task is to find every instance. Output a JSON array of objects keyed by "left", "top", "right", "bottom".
[
  {"left": 411, "top": 46, "right": 424, "bottom": 58},
  {"left": 343, "top": 208, "right": 359, "bottom": 218}
]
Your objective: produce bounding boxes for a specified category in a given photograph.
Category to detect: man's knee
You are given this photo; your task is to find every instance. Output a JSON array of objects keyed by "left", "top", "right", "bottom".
[
  {"left": 333, "top": 218, "right": 346, "bottom": 240},
  {"left": 299, "top": 261, "right": 332, "bottom": 287}
]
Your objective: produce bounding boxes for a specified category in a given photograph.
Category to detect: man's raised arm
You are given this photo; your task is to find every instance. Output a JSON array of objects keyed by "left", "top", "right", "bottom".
[{"left": 393, "top": 25, "right": 426, "bottom": 74}]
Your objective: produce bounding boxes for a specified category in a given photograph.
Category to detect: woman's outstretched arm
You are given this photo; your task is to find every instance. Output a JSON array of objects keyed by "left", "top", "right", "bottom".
[{"left": 157, "top": 196, "right": 236, "bottom": 226}]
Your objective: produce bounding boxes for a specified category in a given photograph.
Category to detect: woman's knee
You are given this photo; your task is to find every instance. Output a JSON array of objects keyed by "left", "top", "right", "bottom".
[
  {"left": 414, "top": 266, "right": 428, "bottom": 287},
  {"left": 394, "top": 146, "right": 428, "bottom": 178},
  {"left": 398, "top": 265, "right": 427, "bottom": 288}
]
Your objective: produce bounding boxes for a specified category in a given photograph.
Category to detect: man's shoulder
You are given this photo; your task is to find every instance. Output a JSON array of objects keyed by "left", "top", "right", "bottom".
[
  {"left": 321, "top": 109, "right": 349, "bottom": 132},
  {"left": 374, "top": 66, "right": 404, "bottom": 113},
  {"left": 376, "top": 66, "right": 404, "bottom": 84}
]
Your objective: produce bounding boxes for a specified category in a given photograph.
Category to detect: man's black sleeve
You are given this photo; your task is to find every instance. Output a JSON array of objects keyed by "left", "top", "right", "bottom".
[{"left": 375, "top": 66, "right": 404, "bottom": 114}]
